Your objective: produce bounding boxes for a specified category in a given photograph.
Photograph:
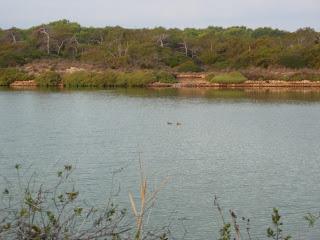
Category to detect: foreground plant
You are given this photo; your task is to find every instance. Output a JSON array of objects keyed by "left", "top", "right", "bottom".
[
  {"left": 0, "top": 164, "right": 129, "bottom": 239},
  {"left": 0, "top": 164, "right": 169, "bottom": 240},
  {"left": 267, "top": 208, "right": 291, "bottom": 240},
  {"left": 304, "top": 212, "right": 320, "bottom": 227},
  {"left": 129, "top": 160, "right": 169, "bottom": 240},
  {"left": 214, "top": 197, "right": 293, "bottom": 240}
]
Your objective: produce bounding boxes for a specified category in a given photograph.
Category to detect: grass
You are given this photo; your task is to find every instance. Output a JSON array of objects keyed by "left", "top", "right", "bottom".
[
  {"left": 177, "top": 61, "right": 203, "bottom": 73},
  {"left": 242, "top": 67, "right": 320, "bottom": 81},
  {"left": 154, "top": 71, "right": 177, "bottom": 83},
  {"left": 0, "top": 67, "right": 176, "bottom": 88},
  {"left": 209, "top": 71, "right": 248, "bottom": 84},
  {"left": 62, "top": 70, "right": 155, "bottom": 87},
  {"left": 280, "top": 73, "right": 320, "bottom": 81},
  {"left": 205, "top": 73, "right": 216, "bottom": 81},
  {"left": 0, "top": 68, "right": 31, "bottom": 86},
  {"left": 35, "top": 71, "right": 62, "bottom": 87},
  {"left": 62, "top": 70, "right": 176, "bottom": 88}
]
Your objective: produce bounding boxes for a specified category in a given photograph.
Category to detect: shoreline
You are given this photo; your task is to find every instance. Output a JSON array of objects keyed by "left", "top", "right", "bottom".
[
  {"left": 8, "top": 79, "right": 320, "bottom": 89},
  {"left": 148, "top": 79, "right": 320, "bottom": 88}
]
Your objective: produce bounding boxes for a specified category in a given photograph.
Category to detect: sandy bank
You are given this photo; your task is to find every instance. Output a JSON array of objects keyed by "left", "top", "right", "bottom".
[
  {"left": 9, "top": 79, "right": 320, "bottom": 89},
  {"left": 149, "top": 80, "right": 320, "bottom": 88}
]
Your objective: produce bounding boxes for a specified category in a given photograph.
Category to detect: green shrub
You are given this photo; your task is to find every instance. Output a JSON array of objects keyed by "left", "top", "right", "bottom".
[
  {"left": 205, "top": 73, "right": 215, "bottom": 81},
  {"left": 63, "top": 70, "right": 157, "bottom": 88},
  {"left": 209, "top": 71, "right": 248, "bottom": 84},
  {"left": 92, "top": 71, "right": 119, "bottom": 87},
  {"left": 154, "top": 71, "right": 177, "bottom": 83},
  {"left": 177, "top": 61, "right": 202, "bottom": 72},
  {"left": 0, "top": 68, "right": 31, "bottom": 86},
  {"left": 35, "top": 71, "right": 62, "bottom": 86},
  {"left": 278, "top": 54, "right": 307, "bottom": 69},
  {"left": 160, "top": 49, "right": 188, "bottom": 68},
  {"left": 284, "top": 73, "right": 320, "bottom": 81},
  {"left": 121, "top": 71, "right": 156, "bottom": 87},
  {"left": 62, "top": 71, "right": 92, "bottom": 87}
]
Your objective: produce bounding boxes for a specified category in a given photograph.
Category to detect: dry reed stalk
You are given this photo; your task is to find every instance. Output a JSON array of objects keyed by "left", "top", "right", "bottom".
[{"left": 129, "top": 160, "right": 169, "bottom": 240}]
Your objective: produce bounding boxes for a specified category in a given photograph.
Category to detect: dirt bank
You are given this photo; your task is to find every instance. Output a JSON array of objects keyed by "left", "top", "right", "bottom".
[
  {"left": 148, "top": 79, "right": 320, "bottom": 88},
  {"left": 9, "top": 79, "right": 320, "bottom": 89},
  {"left": 10, "top": 80, "right": 37, "bottom": 87}
]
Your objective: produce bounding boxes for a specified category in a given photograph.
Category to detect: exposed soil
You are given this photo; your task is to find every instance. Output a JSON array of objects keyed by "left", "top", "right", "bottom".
[{"left": 148, "top": 78, "right": 320, "bottom": 88}]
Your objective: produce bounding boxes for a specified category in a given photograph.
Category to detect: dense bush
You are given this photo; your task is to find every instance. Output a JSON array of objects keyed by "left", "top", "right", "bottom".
[
  {"left": 1, "top": 21, "right": 320, "bottom": 71},
  {"left": 177, "top": 61, "right": 203, "bottom": 72},
  {"left": 154, "top": 71, "right": 177, "bottom": 83},
  {"left": 282, "top": 73, "right": 320, "bottom": 81},
  {"left": 279, "top": 54, "right": 308, "bottom": 69},
  {"left": 209, "top": 71, "right": 248, "bottom": 84},
  {"left": 35, "top": 71, "right": 62, "bottom": 86},
  {"left": 63, "top": 70, "right": 158, "bottom": 87},
  {"left": 62, "top": 71, "right": 119, "bottom": 87},
  {"left": 121, "top": 71, "right": 156, "bottom": 87},
  {"left": 0, "top": 68, "right": 31, "bottom": 86}
]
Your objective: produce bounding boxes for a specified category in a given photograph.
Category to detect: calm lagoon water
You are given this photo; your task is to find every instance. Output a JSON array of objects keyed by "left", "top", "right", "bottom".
[{"left": 0, "top": 88, "right": 320, "bottom": 239}]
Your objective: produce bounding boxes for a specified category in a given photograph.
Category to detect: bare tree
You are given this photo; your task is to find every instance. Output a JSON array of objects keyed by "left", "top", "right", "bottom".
[
  {"left": 39, "top": 27, "right": 50, "bottom": 54},
  {"left": 2, "top": 29, "right": 19, "bottom": 44},
  {"left": 157, "top": 34, "right": 168, "bottom": 48},
  {"left": 56, "top": 39, "right": 66, "bottom": 55},
  {"left": 180, "top": 40, "right": 188, "bottom": 56},
  {"left": 10, "top": 31, "right": 17, "bottom": 44},
  {"left": 68, "top": 35, "right": 80, "bottom": 56},
  {"left": 116, "top": 40, "right": 129, "bottom": 57}
]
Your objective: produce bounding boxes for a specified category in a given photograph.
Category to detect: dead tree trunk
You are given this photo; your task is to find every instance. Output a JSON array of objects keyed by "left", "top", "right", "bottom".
[
  {"left": 10, "top": 32, "right": 17, "bottom": 44},
  {"left": 57, "top": 40, "right": 66, "bottom": 55},
  {"left": 182, "top": 40, "right": 188, "bottom": 56},
  {"left": 39, "top": 28, "right": 50, "bottom": 55},
  {"left": 124, "top": 42, "right": 129, "bottom": 56},
  {"left": 70, "top": 35, "right": 79, "bottom": 57},
  {"left": 157, "top": 34, "right": 168, "bottom": 48}
]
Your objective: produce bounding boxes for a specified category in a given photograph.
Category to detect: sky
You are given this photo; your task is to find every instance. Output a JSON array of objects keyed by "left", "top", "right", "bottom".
[{"left": 0, "top": 0, "right": 319, "bottom": 31}]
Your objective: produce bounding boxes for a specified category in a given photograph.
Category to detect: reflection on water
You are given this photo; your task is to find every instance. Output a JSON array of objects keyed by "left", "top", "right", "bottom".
[
  {"left": 0, "top": 87, "right": 320, "bottom": 239},
  {"left": 114, "top": 87, "right": 320, "bottom": 102},
  {"left": 3, "top": 86, "right": 320, "bottom": 102}
]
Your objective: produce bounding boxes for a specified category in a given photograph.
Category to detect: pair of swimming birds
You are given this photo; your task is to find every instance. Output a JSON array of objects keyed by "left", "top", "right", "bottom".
[{"left": 167, "top": 122, "right": 182, "bottom": 126}]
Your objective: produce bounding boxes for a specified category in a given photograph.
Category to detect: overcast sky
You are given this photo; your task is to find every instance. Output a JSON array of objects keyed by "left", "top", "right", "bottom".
[{"left": 1, "top": 0, "right": 319, "bottom": 31}]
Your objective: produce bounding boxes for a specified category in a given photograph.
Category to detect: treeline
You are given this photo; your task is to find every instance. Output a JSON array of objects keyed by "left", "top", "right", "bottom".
[{"left": 1, "top": 19, "right": 320, "bottom": 70}]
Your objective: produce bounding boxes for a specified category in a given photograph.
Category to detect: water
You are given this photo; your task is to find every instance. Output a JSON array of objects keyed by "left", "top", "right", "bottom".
[{"left": 0, "top": 87, "right": 320, "bottom": 239}]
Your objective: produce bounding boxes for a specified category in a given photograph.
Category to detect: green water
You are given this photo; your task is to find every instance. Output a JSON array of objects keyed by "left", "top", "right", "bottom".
[{"left": 0, "top": 88, "right": 320, "bottom": 239}]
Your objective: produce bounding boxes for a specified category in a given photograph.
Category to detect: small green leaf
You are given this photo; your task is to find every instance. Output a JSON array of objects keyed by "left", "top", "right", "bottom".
[
  {"left": 74, "top": 207, "right": 83, "bottom": 216},
  {"left": 66, "top": 191, "right": 79, "bottom": 201}
]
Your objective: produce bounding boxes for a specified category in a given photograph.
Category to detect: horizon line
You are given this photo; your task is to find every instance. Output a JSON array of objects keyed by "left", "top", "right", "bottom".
[{"left": 1, "top": 19, "right": 319, "bottom": 33}]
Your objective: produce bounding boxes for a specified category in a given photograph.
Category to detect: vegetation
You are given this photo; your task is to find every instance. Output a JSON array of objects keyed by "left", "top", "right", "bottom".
[
  {"left": 267, "top": 208, "right": 291, "bottom": 240},
  {"left": 1, "top": 20, "right": 320, "bottom": 87},
  {"left": 1, "top": 20, "right": 320, "bottom": 71},
  {"left": 177, "top": 61, "right": 203, "bottom": 72},
  {"left": 0, "top": 164, "right": 169, "bottom": 240},
  {"left": 240, "top": 68, "right": 320, "bottom": 82},
  {"left": 0, "top": 68, "right": 31, "bottom": 86},
  {"left": 1, "top": 164, "right": 318, "bottom": 239},
  {"left": 209, "top": 71, "right": 248, "bottom": 84},
  {"left": 35, "top": 71, "right": 62, "bottom": 86},
  {"left": 154, "top": 71, "right": 178, "bottom": 83},
  {"left": 62, "top": 70, "right": 176, "bottom": 88}
]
